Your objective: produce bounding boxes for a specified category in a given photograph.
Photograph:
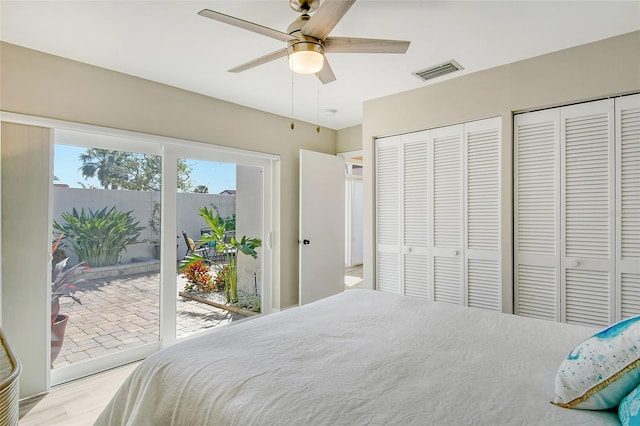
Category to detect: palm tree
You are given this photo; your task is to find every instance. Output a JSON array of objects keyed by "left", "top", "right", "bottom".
[{"left": 78, "top": 148, "right": 130, "bottom": 189}]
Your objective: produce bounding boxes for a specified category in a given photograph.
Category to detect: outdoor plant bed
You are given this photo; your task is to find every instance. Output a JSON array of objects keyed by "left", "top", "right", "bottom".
[{"left": 178, "top": 291, "right": 258, "bottom": 317}]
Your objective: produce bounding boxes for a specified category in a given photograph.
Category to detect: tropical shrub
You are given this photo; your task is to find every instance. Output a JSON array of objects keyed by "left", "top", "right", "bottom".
[
  {"left": 214, "top": 263, "right": 231, "bottom": 292},
  {"left": 179, "top": 207, "right": 261, "bottom": 304},
  {"left": 183, "top": 260, "right": 216, "bottom": 293},
  {"left": 53, "top": 206, "right": 144, "bottom": 267},
  {"left": 199, "top": 207, "right": 260, "bottom": 303},
  {"left": 221, "top": 214, "right": 236, "bottom": 231}
]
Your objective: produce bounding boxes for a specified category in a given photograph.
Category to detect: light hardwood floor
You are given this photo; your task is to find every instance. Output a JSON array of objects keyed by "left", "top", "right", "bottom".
[
  {"left": 19, "top": 265, "right": 364, "bottom": 425},
  {"left": 19, "top": 362, "right": 139, "bottom": 425}
]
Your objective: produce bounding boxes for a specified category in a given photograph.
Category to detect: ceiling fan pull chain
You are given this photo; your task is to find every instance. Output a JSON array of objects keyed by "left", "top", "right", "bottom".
[
  {"left": 316, "top": 78, "right": 320, "bottom": 134},
  {"left": 290, "top": 66, "right": 295, "bottom": 130}
]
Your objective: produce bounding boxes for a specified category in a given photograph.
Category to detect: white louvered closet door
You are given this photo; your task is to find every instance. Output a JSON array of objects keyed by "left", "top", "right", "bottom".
[
  {"left": 431, "top": 125, "right": 463, "bottom": 304},
  {"left": 514, "top": 109, "right": 560, "bottom": 321},
  {"left": 375, "top": 136, "right": 401, "bottom": 294},
  {"left": 616, "top": 94, "right": 640, "bottom": 319},
  {"left": 402, "top": 131, "right": 430, "bottom": 299},
  {"left": 463, "top": 118, "right": 502, "bottom": 311},
  {"left": 560, "top": 99, "right": 615, "bottom": 327}
]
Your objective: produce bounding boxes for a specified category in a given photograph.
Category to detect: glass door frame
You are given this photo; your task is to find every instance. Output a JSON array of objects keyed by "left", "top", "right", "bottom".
[
  {"left": 162, "top": 143, "right": 276, "bottom": 348},
  {"left": 51, "top": 129, "right": 164, "bottom": 385}
]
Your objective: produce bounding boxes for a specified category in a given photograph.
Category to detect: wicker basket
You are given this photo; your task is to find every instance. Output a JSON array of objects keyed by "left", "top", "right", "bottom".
[{"left": 0, "top": 328, "right": 21, "bottom": 426}]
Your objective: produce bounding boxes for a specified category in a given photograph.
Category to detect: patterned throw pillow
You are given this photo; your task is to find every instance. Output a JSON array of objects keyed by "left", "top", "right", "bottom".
[
  {"left": 553, "top": 315, "right": 640, "bottom": 410},
  {"left": 620, "top": 385, "right": 640, "bottom": 426}
]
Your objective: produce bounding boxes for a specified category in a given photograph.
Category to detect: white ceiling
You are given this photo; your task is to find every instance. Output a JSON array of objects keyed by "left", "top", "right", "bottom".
[{"left": 1, "top": 1, "right": 639, "bottom": 130}]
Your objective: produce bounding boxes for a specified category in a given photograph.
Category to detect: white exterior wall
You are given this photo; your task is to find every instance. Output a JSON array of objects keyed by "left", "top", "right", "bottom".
[
  {"left": 52, "top": 187, "right": 235, "bottom": 263},
  {"left": 236, "top": 165, "right": 263, "bottom": 295}
]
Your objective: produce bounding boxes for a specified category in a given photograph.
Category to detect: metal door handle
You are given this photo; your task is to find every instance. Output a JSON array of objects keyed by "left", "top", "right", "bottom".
[{"left": 303, "top": 239, "right": 310, "bottom": 245}]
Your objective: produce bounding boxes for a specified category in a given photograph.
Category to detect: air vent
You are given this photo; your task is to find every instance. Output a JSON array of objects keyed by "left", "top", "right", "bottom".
[{"left": 412, "top": 60, "right": 463, "bottom": 82}]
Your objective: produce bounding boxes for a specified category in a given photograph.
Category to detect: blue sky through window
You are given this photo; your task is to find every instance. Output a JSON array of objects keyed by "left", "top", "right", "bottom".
[{"left": 54, "top": 145, "right": 236, "bottom": 193}]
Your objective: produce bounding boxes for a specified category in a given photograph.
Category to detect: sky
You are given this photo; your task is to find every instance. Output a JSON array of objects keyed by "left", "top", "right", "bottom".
[{"left": 54, "top": 145, "right": 236, "bottom": 193}]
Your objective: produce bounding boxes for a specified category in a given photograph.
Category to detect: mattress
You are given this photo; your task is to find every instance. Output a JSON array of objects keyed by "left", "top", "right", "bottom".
[{"left": 95, "top": 289, "right": 619, "bottom": 425}]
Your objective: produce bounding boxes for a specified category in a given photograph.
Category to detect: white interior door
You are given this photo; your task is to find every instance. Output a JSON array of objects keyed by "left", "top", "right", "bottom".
[{"left": 299, "top": 150, "right": 345, "bottom": 305}]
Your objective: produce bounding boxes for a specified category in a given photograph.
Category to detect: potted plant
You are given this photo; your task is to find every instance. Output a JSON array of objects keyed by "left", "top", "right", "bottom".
[{"left": 51, "top": 234, "right": 89, "bottom": 364}]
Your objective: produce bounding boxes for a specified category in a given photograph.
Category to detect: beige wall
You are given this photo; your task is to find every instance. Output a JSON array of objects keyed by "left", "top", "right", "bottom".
[
  {"left": 1, "top": 122, "right": 52, "bottom": 396},
  {"left": 1, "top": 41, "right": 337, "bottom": 309},
  {"left": 362, "top": 31, "right": 640, "bottom": 302},
  {"left": 336, "top": 124, "right": 363, "bottom": 154}
]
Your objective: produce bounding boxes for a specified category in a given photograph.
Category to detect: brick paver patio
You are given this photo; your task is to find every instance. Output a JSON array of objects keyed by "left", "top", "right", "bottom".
[{"left": 53, "top": 271, "right": 243, "bottom": 369}]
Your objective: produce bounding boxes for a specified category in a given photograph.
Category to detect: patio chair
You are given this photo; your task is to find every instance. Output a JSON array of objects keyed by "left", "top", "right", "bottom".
[{"left": 182, "top": 231, "right": 210, "bottom": 260}]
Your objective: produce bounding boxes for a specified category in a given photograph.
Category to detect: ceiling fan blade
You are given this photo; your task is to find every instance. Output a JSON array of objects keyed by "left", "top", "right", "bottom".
[
  {"left": 302, "top": 0, "right": 356, "bottom": 40},
  {"left": 325, "top": 37, "right": 410, "bottom": 54},
  {"left": 228, "top": 48, "right": 289, "bottom": 73},
  {"left": 316, "top": 58, "right": 336, "bottom": 84},
  {"left": 198, "top": 9, "right": 297, "bottom": 43}
]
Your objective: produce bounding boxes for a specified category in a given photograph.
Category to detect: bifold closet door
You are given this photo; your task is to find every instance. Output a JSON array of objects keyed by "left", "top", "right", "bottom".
[
  {"left": 402, "top": 131, "right": 430, "bottom": 299},
  {"left": 375, "top": 135, "right": 401, "bottom": 294},
  {"left": 514, "top": 109, "right": 560, "bottom": 321},
  {"left": 463, "top": 118, "right": 502, "bottom": 311},
  {"left": 515, "top": 98, "right": 616, "bottom": 326},
  {"left": 375, "top": 117, "right": 502, "bottom": 310},
  {"left": 560, "top": 99, "right": 615, "bottom": 327},
  {"left": 617, "top": 94, "right": 640, "bottom": 319},
  {"left": 430, "top": 125, "right": 464, "bottom": 304},
  {"left": 375, "top": 132, "right": 430, "bottom": 298}
]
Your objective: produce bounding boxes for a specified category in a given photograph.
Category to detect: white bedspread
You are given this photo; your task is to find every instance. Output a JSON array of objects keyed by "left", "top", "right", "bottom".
[{"left": 95, "top": 290, "right": 619, "bottom": 425}]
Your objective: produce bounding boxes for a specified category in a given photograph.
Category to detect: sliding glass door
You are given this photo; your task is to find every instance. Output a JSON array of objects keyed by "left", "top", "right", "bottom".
[
  {"left": 49, "top": 128, "right": 275, "bottom": 386},
  {"left": 174, "top": 159, "right": 265, "bottom": 339},
  {"left": 51, "top": 130, "right": 163, "bottom": 384}
]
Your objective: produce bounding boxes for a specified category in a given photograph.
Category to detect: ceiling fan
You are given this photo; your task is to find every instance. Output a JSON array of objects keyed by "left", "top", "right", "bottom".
[{"left": 198, "top": 0, "right": 410, "bottom": 84}]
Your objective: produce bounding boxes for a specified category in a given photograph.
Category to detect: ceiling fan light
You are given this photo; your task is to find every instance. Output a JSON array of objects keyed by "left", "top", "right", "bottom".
[{"left": 288, "top": 42, "right": 324, "bottom": 74}]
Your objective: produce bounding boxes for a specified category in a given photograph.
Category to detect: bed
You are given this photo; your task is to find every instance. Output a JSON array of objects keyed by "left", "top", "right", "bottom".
[{"left": 95, "top": 289, "right": 619, "bottom": 425}]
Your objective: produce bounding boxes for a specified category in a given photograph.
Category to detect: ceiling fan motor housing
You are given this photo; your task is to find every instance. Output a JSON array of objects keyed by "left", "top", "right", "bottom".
[
  {"left": 286, "top": 12, "right": 325, "bottom": 74},
  {"left": 287, "top": 37, "right": 325, "bottom": 74},
  {"left": 289, "top": 0, "right": 319, "bottom": 13}
]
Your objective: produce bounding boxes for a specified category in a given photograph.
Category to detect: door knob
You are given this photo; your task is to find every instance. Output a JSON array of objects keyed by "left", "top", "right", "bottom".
[
  {"left": 303, "top": 239, "right": 310, "bottom": 245},
  {"left": 567, "top": 259, "right": 579, "bottom": 267},
  {"left": 404, "top": 247, "right": 412, "bottom": 254}
]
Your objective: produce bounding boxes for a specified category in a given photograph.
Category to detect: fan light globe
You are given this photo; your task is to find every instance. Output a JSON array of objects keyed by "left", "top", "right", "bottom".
[{"left": 288, "top": 42, "right": 324, "bottom": 74}]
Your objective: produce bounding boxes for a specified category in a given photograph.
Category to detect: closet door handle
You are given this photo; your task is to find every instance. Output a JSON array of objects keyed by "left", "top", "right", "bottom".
[
  {"left": 567, "top": 259, "right": 579, "bottom": 267},
  {"left": 404, "top": 247, "right": 412, "bottom": 254},
  {"left": 450, "top": 249, "right": 458, "bottom": 256}
]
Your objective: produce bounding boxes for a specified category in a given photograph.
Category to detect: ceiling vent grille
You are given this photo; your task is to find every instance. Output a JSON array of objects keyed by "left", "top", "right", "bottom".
[{"left": 413, "top": 60, "right": 463, "bottom": 82}]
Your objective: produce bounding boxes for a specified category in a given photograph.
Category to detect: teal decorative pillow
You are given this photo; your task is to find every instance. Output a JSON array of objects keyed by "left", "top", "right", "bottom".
[
  {"left": 620, "top": 385, "right": 640, "bottom": 426},
  {"left": 553, "top": 315, "right": 640, "bottom": 410}
]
